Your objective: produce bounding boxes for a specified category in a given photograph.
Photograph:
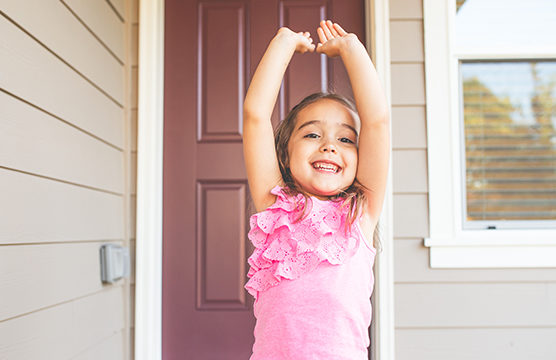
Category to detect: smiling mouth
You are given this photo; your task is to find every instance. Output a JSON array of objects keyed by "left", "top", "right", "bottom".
[{"left": 312, "top": 161, "right": 340, "bottom": 173}]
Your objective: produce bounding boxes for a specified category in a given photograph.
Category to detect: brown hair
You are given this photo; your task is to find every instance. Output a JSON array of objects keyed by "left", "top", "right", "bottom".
[{"left": 274, "top": 92, "right": 382, "bottom": 252}]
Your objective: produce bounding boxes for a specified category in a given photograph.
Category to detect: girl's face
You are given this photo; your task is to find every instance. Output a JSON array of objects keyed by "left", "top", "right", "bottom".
[{"left": 287, "top": 99, "right": 359, "bottom": 199}]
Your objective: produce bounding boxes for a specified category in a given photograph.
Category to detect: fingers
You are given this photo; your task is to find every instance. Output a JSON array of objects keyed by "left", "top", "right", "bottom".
[
  {"left": 326, "top": 20, "right": 339, "bottom": 37},
  {"left": 320, "top": 20, "right": 334, "bottom": 40},
  {"left": 333, "top": 23, "right": 348, "bottom": 36},
  {"left": 307, "top": 32, "right": 314, "bottom": 45},
  {"left": 317, "top": 27, "right": 327, "bottom": 45},
  {"left": 303, "top": 32, "right": 314, "bottom": 44},
  {"left": 290, "top": 20, "right": 347, "bottom": 53},
  {"left": 294, "top": 31, "right": 315, "bottom": 53},
  {"left": 318, "top": 20, "right": 347, "bottom": 41},
  {"left": 305, "top": 38, "right": 315, "bottom": 52}
]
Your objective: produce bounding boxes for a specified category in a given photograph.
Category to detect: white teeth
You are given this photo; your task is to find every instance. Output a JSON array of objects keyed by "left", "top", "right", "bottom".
[{"left": 313, "top": 162, "right": 339, "bottom": 173}]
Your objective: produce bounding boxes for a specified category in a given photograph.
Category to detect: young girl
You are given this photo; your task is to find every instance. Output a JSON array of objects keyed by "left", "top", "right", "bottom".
[{"left": 243, "top": 20, "right": 390, "bottom": 359}]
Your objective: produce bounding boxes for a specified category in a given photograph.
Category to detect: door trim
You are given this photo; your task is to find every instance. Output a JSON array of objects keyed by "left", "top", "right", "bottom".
[
  {"left": 135, "top": 1, "right": 394, "bottom": 359},
  {"left": 135, "top": 0, "right": 165, "bottom": 359}
]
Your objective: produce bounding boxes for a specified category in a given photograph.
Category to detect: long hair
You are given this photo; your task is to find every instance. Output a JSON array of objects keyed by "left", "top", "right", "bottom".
[{"left": 274, "top": 92, "right": 383, "bottom": 253}]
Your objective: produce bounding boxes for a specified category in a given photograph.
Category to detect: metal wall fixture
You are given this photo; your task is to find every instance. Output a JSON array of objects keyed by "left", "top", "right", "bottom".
[{"left": 100, "top": 244, "right": 131, "bottom": 283}]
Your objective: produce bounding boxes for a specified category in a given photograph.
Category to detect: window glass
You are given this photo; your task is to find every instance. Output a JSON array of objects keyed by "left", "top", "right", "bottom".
[{"left": 460, "top": 61, "right": 556, "bottom": 223}]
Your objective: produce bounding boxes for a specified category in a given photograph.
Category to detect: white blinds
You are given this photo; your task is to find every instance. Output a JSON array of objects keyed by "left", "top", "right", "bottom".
[{"left": 460, "top": 61, "right": 556, "bottom": 222}]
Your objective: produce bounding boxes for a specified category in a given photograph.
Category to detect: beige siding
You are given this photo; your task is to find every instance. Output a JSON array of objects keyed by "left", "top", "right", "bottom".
[
  {"left": 1, "top": 0, "right": 124, "bottom": 104},
  {"left": 0, "top": 14, "right": 123, "bottom": 147},
  {"left": 396, "top": 328, "right": 556, "bottom": 359},
  {"left": 64, "top": 0, "right": 125, "bottom": 62},
  {"left": 0, "top": 241, "right": 122, "bottom": 320},
  {"left": 0, "top": 0, "right": 137, "bottom": 358},
  {"left": 108, "top": 0, "right": 125, "bottom": 21},
  {"left": 71, "top": 330, "right": 126, "bottom": 360},
  {"left": 0, "top": 286, "right": 125, "bottom": 359},
  {"left": 390, "top": 0, "right": 556, "bottom": 358},
  {"left": 0, "top": 91, "right": 123, "bottom": 193}
]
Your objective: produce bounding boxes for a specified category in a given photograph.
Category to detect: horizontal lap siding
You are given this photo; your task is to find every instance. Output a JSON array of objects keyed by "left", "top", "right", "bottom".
[
  {"left": 0, "top": 242, "right": 123, "bottom": 321},
  {"left": 0, "top": 286, "right": 125, "bottom": 360},
  {"left": 396, "top": 328, "right": 556, "bottom": 360},
  {"left": 0, "top": 8, "right": 123, "bottom": 148},
  {"left": 64, "top": 0, "right": 125, "bottom": 62},
  {"left": 71, "top": 330, "right": 126, "bottom": 360},
  {"left": 1, "top": 0, "right": 124, "bottom": 105},
  {"left": 0, "top": 91, "right": 123, "bottom": 194},
  {"left": 0, "top": 0, "right": 137, "bottom": 359},
  {"left": 389, "top": 0, "right": 556, "bottom": 359},
  {"left": 0, "top": 163, "right": 123, "bottom": 244}
]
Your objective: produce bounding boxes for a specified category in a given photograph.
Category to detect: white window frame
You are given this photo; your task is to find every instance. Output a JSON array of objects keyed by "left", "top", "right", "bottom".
[{"left": 422, "top": 0, "right": 556, "bottom": 268}]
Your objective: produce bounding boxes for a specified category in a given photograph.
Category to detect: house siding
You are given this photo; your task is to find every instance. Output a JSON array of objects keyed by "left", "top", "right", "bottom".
[
  {"left": 390, "top": 0, "right": 556, "bottom": 358},
  {"left": 0, "top": 0, "right": 137, "bottom": 358}
]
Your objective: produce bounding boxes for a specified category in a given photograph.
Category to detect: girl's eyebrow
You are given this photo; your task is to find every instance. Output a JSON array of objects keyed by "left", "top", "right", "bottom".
[
  {"left": 297, "top": 119, "right": 321, "bottom": 131},
  {"left": 297, "top": 120, "right": 358, "bottom": 136},
  {"left": 342, "top": 123, "right": 358, "bottom": 137}
]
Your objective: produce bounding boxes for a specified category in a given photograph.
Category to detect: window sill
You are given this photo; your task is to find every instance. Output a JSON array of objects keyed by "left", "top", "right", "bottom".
[{"left": 424, "top": 230, "right": 556, "bottom": 268}]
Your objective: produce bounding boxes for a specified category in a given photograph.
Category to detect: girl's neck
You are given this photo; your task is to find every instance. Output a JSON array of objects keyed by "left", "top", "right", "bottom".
[
  {"left": 310, "top": 193, "right": 331, "bottom": 201},
  {"left": 298, "top": 188, "right": 343, "bottom": 202},
  {"left": 283, "top": 184, "right": 345, "bottom": 201}
]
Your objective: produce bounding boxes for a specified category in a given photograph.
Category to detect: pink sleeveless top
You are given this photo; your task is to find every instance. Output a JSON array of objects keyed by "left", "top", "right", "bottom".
[{"left": 244, "top": 186, "right": 377, "bottom": 359}]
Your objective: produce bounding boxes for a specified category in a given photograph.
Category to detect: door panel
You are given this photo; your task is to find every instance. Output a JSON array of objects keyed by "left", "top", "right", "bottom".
[{"left": 163, "top": 0, "right": 365, "bottom": 358}]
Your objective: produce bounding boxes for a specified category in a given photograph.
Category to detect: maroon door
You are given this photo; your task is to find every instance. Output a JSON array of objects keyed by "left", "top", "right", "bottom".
[{"left": 163, "top": 0, "right": 365, "bottom": 358}]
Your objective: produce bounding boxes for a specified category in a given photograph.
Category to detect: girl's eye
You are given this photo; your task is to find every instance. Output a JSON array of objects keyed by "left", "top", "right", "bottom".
[
  {"left": 304, "top": 133, "right": 319, "bottom": 139},
  {"left": 339, "top": 137, "right": 354, "bottom": 144}
]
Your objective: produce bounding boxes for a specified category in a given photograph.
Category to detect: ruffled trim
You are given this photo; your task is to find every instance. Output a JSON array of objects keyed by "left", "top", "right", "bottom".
[{"left": 244, "top": 186, "right": 361, "bottom": 300}]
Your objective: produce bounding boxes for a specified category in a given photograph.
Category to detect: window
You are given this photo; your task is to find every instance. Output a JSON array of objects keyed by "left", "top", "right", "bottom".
[
  {"left": 423, "top": 0, "right": 556, "bottom": 268},
  {"left": 460, "top": 61, "right": 556, "bottom": 228}
]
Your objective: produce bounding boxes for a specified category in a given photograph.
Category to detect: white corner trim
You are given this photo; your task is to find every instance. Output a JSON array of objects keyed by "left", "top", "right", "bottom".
[
  {"left": 135, "top": 0, "right": 164, "bottom": 359},
  {"left": 367, "top": 0, "right": 395, "bottom": 359}
]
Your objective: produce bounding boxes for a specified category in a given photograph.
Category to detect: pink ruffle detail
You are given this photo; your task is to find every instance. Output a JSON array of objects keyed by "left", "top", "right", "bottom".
[{"left": 244, "top": 186, "right": 360, "bottom": 300}]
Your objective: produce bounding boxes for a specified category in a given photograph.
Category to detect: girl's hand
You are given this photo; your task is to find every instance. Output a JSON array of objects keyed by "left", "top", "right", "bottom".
[
  {"left": 276, "top": 27, "right": 315, "bottom": 54},
  {"left": 316, "top": 20, "right": 358, "bottom": 57}
]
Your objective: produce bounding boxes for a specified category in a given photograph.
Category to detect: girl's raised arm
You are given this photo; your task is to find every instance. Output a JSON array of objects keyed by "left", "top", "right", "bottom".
[
  {"left": 243, "top": 28, "right": 314, "bottom": 212},
  {"left": 317, "top": 20, "right": 390, "bottom": 230}
]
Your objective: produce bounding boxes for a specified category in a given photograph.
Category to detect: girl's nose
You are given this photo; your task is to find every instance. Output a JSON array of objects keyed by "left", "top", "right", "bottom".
[{"left": 320, "top": 142, "right": 337, "bottom": 153}]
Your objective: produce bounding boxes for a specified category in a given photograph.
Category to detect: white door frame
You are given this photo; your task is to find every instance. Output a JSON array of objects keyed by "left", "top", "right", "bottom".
[
  {"left": 134, "top": 1, "right": 394, "bottom": 359},
  {"left": 366, "top": 1, "right": 396, "bottom": 359},
  {"left": 135, "top": 0, "right": 164, "bottom": 359}
]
